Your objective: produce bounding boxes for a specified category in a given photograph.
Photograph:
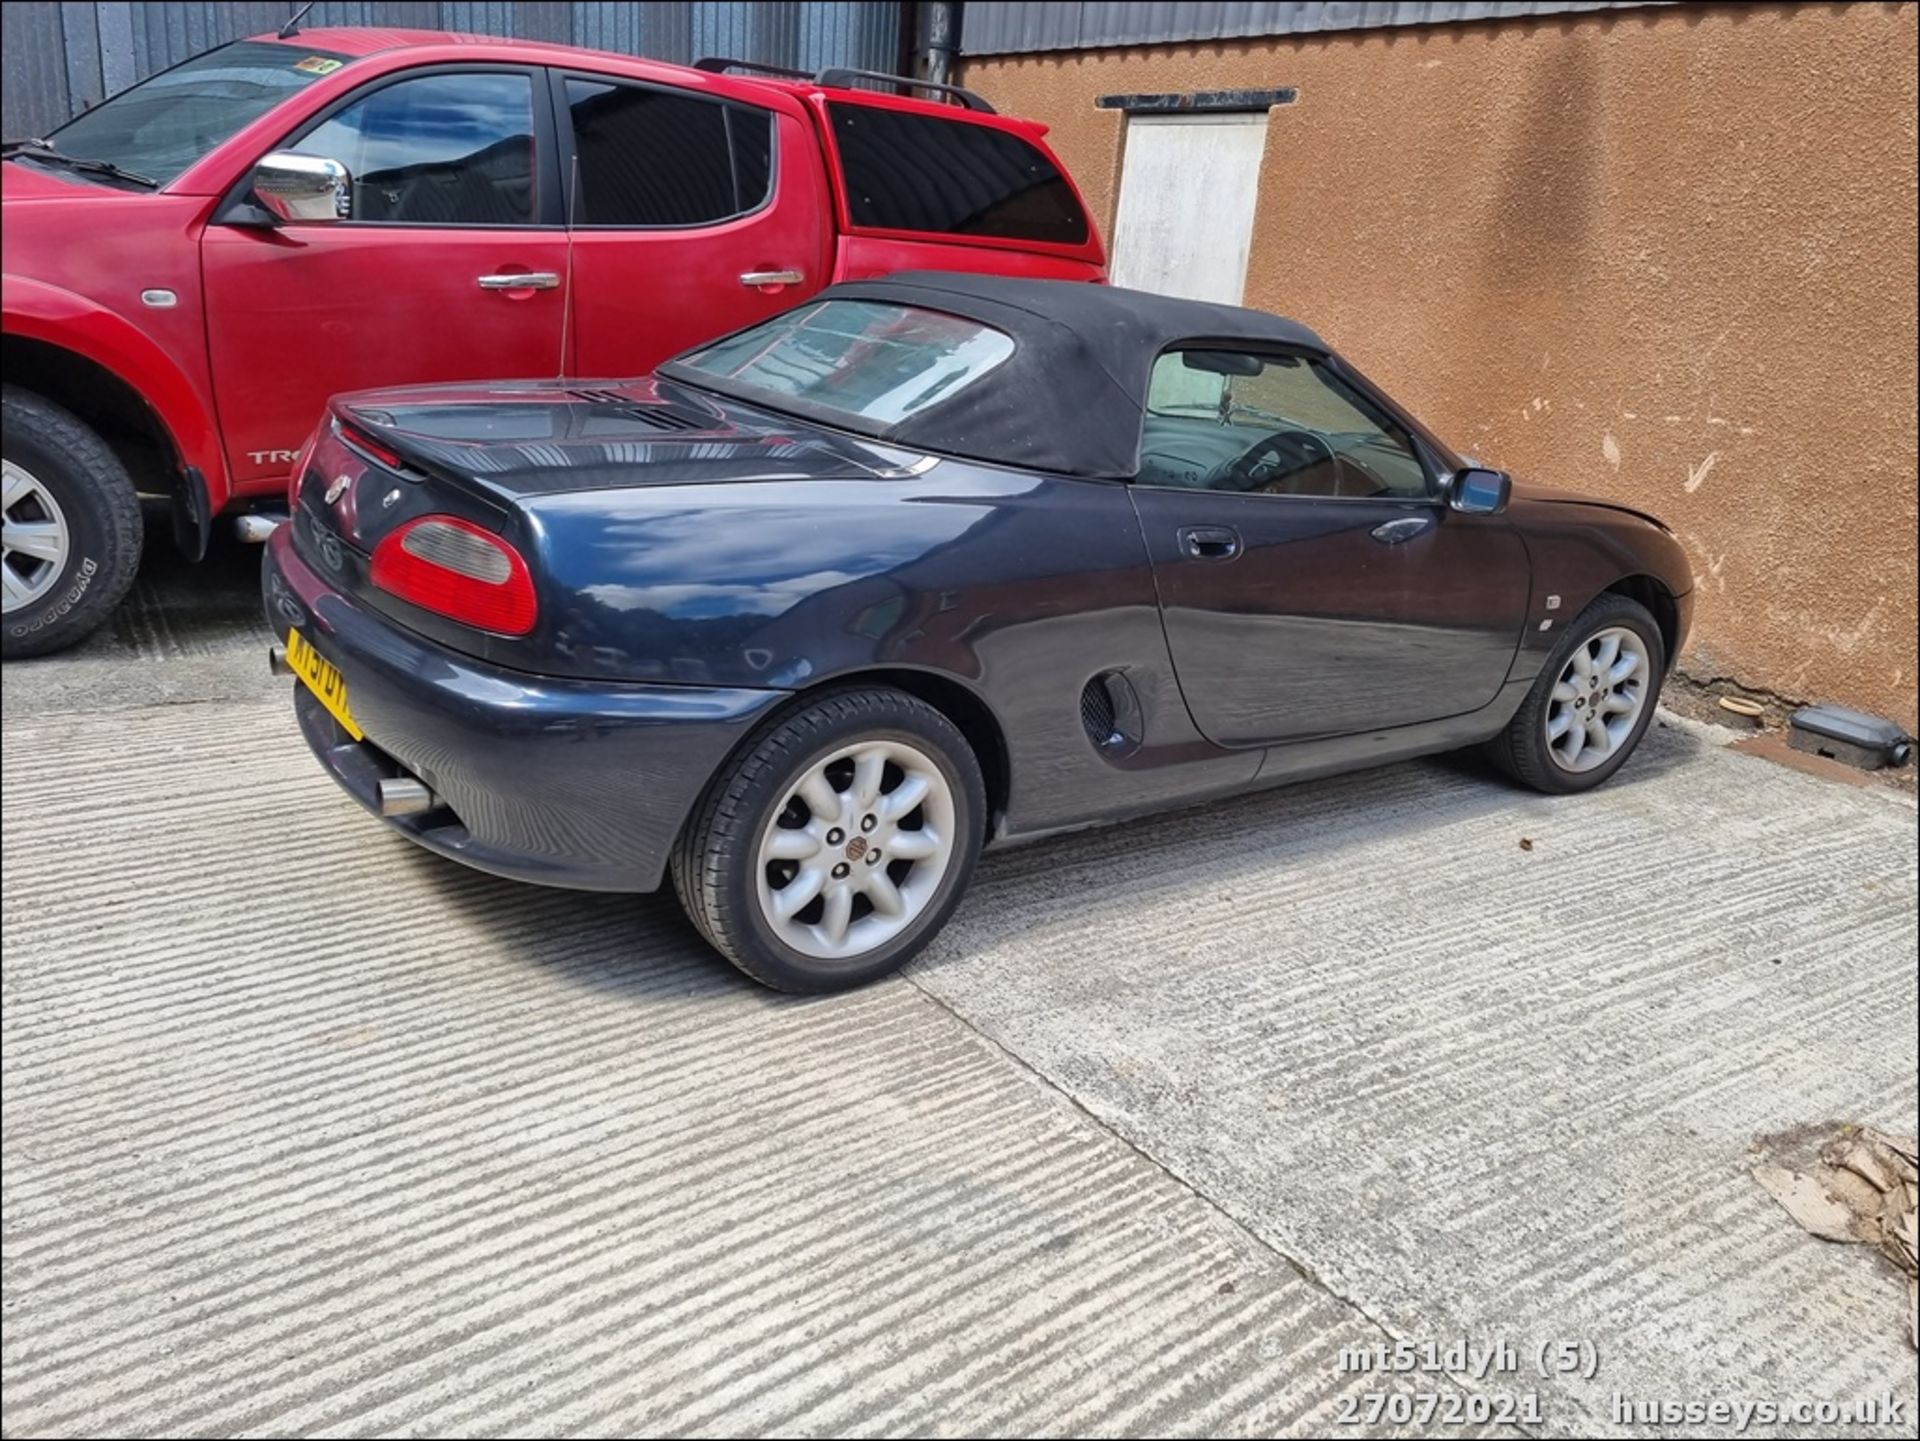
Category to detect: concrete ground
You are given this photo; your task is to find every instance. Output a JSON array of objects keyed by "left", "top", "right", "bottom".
[{"left": 4, "top": 529, "right": 1916, "bottom": 1438}]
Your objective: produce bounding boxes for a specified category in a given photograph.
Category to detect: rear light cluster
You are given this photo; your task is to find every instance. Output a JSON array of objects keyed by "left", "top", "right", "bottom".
[{"left": 370, "top": 515, "right": 538, "bottom": 636}]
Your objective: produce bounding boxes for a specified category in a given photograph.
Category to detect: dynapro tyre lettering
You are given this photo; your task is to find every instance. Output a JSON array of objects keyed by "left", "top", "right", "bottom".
[
  {"left": 1, "top": 386, "right": 143, "bottom": 660},
  {"left": 8, "top": 556, "right": 98, "bottom": 636}
]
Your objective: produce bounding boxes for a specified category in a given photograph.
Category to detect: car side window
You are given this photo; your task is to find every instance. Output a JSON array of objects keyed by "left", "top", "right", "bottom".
[
  {"left": 1140, "top": 349, "right": 1431, "bottom": 499},
  {"left": 563, "top": 78, "right": 773, "bottom": 227},
  {"left": 299, "top": 72, "right": 535, "bottom": 225}
]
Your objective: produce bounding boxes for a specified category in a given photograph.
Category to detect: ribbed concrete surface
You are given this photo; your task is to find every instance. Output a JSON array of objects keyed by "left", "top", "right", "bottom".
[
  {"left": 911, "top": 726, "right": 1920, "bottom": 1436},
  {"left": 3, "top": 694, "right": 1488, "bottom": 1438},
  {"left": 4, "top": 614, "right": 1915, "bottom": 1435}
]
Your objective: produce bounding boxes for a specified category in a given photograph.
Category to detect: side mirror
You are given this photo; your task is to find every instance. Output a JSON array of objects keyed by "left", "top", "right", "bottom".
[
  {"left": 251, "top": 152, "right": 350, "bottom": 223},
  {"left": 1448, "top": 466, "right": 1511, "bottom": 515}
]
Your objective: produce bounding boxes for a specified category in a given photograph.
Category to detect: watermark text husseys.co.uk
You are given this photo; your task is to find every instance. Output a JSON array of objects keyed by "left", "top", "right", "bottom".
[{"left": 1613, "top": 1391, "right": 1907, "bottom": 1431}]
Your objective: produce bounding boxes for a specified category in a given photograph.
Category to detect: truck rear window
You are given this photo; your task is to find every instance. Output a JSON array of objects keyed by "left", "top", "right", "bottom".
[{"left": 827, "top": 101, "right": 1089, "bottom": 247}]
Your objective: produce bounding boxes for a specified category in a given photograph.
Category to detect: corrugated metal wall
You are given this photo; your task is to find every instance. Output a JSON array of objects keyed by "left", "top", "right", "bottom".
[
  {"left": 2, "top": 1, "right": 906, "bottom": 139},
  {"left": 960, "top": 0, "right": 1669, "bottom": 55}
]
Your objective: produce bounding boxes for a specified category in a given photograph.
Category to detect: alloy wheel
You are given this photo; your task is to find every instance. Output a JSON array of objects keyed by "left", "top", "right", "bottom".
[
  {"left": 2, "top": 459, "right": 70, "bottom": 614},
  {"left": 1545, "top": 624, "right": 1651, "bottom": 773},
  {"left": 755, "top": 739, "right": 958, "bottom": 961}
]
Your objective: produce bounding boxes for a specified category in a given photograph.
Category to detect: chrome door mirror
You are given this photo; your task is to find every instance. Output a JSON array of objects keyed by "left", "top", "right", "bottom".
[
  {"left": 251, "top": 152, "right": 350, "bottom": 223},
  {"left": 1447, "top": 466, "right": 1511, "bottom": 515}
]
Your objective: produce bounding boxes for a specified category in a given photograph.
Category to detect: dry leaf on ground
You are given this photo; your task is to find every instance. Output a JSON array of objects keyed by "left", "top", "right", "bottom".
[{"left": 1750, "top": 1123, "right": 1920, "bottom": 1350}]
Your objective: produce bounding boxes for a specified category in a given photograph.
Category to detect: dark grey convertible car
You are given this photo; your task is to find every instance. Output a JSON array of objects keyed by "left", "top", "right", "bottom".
[{"left": 265, "top": 274, "right": 1692, "bottom": 990}]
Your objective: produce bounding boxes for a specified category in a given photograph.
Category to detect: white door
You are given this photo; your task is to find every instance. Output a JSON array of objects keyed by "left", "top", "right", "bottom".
[{"left": 1109, "top": 113, "right": 1270, "bottom": 304}]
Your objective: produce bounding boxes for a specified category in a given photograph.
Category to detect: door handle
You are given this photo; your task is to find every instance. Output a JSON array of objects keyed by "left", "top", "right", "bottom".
[
  {"left": 739, "top": 268, "right": 805, "bottom": 288},
  {"left": 477, "top": 272, "right": 560, "bottom": 290},
  {"left": 1370, "top": 516, "right": 1434, "bottom": 545},
  {"left": 1179, "top": 525, "right": 1242, "bottom": 561}
]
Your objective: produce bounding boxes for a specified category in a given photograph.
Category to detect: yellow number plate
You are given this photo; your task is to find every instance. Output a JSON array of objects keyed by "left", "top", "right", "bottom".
[{"left": 286, "top": 628, "right": 363, "bottom": 741}]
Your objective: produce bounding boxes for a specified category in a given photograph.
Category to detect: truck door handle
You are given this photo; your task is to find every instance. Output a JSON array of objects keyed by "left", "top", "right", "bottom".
[
  {"left": 1370, "top": 516, "right": 1434, "bottom": 545},
  {"left": 1179, "top": 525, "right": 1242, "bottom": 560},
  {"left": 477, "top": 272, "right": 560, "bottom": 290},
  {"left": 739, "top": 268, "right": 805, "bottom": 289}
]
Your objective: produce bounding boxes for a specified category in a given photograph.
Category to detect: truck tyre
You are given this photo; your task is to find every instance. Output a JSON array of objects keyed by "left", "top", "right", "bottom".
[{"left": 2, "top": 386, "right": 144, "bottom": 659}]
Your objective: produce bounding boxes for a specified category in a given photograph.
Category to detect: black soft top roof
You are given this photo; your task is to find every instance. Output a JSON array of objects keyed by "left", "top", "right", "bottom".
[{"left": 660, "top": 272, "right": 1331, "bottom": 480}]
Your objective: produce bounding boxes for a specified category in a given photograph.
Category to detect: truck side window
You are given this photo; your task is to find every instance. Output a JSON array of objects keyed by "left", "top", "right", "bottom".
[
  {"left": 563, "top": 78, "right": 773, "bottom": 227},
  {"left": 300, "top": 72, "right": 535, "bottom": 225},
  {"left": 827, "top": 101, "right": 1089, "bottom": 246}
]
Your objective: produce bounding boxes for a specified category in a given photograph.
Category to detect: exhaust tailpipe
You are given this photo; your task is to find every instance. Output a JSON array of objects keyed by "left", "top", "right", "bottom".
[
  {"left": 268, "top": 644, "right": 293, "bottom": 677},
  {"left": 377, "top": 777, "right": 437, "bottom": 817},
  {"left": 235, "top": 513, "right": 286, "bottom": 543}
]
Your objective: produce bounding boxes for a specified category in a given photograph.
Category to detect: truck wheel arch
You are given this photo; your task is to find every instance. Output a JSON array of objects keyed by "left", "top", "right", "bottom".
[{"left": 2, "top": 277, "right": 229, "bottom": 554}]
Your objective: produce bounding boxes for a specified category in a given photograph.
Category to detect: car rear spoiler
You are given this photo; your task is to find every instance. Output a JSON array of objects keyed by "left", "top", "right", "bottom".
[{"left": 693, "top": 56, "right": 995, "bottom": 113}]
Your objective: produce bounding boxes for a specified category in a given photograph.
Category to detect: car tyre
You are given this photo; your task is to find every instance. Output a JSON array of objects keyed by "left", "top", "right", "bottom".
[
  {"left": 672, "top": 686, "right": 987, "bottom": 992},
  {"left": 1486, "top": 592, "right": 1666, "bottom": 794},
  {"left": 2, "top": 386, "right": 144, "bottom": 660}
]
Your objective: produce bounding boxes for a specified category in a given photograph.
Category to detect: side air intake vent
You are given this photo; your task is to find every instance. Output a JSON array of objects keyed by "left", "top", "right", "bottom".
[
  {"left": 1080, "top": 671, "right": 1144, "bottom": 758},
  {"left": 1080, "top": 675, "right": 1116, "bottom": 746}
]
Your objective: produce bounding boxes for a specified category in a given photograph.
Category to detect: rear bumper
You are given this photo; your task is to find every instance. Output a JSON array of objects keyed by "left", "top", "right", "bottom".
[{"left": 262, "top": 525, "right": 783, "bottom": 892}]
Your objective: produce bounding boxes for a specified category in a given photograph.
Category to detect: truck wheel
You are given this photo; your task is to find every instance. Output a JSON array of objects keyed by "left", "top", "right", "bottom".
[{"left": 2, "top": 386, "right": 144, "bottom": 659}]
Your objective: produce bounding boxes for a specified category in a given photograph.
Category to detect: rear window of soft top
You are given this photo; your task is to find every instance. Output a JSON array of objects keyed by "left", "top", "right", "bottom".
[{"left": 671, "top": 299, "right": 1016, "bottom": 428}]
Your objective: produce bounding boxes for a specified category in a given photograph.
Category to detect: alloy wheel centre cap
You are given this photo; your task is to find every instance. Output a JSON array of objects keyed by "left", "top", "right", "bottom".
[{"left": 845, "top": 834, "right": 869, "bottom": 861}]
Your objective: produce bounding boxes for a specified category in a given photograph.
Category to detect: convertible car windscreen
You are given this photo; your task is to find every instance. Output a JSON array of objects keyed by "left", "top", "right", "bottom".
[{"left": 673, "top": 301, "right": 1016, "bottom": 427}]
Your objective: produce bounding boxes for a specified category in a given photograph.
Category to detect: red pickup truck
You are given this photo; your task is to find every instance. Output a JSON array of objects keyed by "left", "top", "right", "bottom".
[{"left": 1, "top": 25, "right": 1104, "bottom": 656}]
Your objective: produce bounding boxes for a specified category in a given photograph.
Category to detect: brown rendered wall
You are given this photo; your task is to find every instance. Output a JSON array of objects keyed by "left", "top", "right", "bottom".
[{"left": 961, "top": 2, "right": 1919, "bottom": 730}]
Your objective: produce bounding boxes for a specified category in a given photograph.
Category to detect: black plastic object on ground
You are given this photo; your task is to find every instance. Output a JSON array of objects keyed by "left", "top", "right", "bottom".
[{"left": 1787, "top": 704, "right": 1913, "bottom": 770}]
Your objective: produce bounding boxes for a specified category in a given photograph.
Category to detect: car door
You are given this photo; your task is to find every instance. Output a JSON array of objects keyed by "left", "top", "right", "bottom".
[
  {"left": 201, "top": 66, "right": 568, "bottom": 488},
  {"left": 554, "top": 70, "right": 833, "bottom": 377},
  {"left": 1130, "top": 346, "right": 1530, "bottom": 746}
]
